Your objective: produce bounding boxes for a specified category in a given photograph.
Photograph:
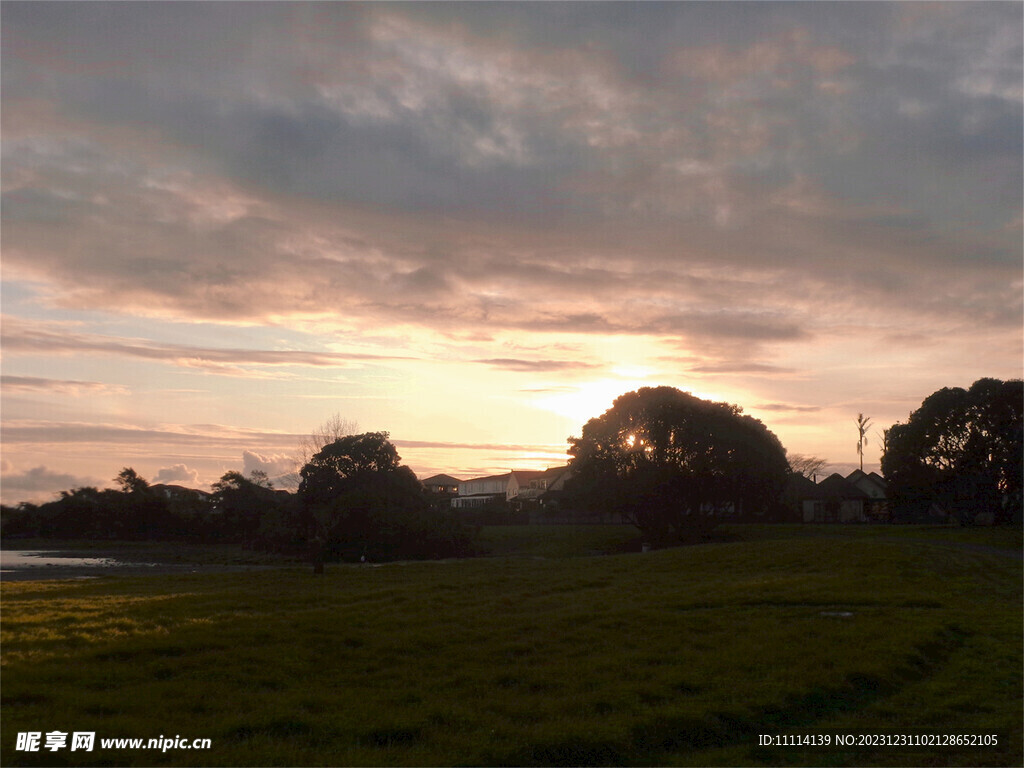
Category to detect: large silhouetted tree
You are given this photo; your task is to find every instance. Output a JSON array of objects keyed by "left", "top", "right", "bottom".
[
  {"left": 882, "top": 378, "right": 1023, "bottom": 525},
  {"left": 299, "top": 432, "right": 402, "bottom": 509},
  {"left": 298, "top": 432, "right": 474, "bottom": 560},
  {"left": 281, "top": 413, "right": 360, "bottom": 490},
  {"left": 565, "top": 387, "right": 790, "bottom": 542}
]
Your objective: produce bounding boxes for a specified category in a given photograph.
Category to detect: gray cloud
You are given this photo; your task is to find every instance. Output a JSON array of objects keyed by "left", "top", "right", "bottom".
[
  {"left": 1, "top": 420, "right": 303, "bottom": 452},
  {"left": 0, "top": 2, "right": 1020, "bottom": 373},
  {"left": 242, "top": 450, "right": 297, "bottom": 480},
  {"left": 0, "top": 464, "right": 100, "bottom": 502},
  {"left": 1, "top": 318, "right": 414, "bottom": 374},
  {"left": 154, "top": 463, "right": 201, "bottom": 485}
]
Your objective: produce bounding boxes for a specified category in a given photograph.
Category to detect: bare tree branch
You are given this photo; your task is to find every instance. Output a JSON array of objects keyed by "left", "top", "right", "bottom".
[{"left": 787, "top": 453, "right": 829, "bottom": 480}]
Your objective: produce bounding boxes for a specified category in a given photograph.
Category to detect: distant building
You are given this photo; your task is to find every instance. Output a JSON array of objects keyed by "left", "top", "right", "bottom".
[
  {"left": 420, "top": 474, "right": 463, "bottom": 495},
  {"left": 794, "top": 470, "right": 889, "bottom": 523},
  {"left": 451, "top": 473, "right": 511, "bottom": 509},
  {"left": 845, "top": 469, "right": 889, "bottom": 521},
  {"left": 450, "top": 466, "right": 572, "bottom": 510},
  {"left": 150, "top": 484, "right": 212, "bottom": 504}
]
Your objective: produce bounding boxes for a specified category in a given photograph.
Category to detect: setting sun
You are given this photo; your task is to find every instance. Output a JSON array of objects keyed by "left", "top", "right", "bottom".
[{"left": 533, "top": 378, "right": 649, "bottom": 427}]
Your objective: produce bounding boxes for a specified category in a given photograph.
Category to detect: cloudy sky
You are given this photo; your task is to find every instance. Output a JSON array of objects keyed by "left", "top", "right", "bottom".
[{"left": 2, "top": 1, "right": 1021, "bottom": 504}]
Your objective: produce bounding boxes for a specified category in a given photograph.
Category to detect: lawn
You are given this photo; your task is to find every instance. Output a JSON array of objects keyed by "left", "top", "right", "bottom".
[{"left": 1, "top": 525, "right": 1021, "bottom": 766}]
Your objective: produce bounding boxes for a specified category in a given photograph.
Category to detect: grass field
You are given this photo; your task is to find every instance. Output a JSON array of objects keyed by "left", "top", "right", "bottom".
[{"left": 2, "top": 525, "right": 1021, "bottom": 766}]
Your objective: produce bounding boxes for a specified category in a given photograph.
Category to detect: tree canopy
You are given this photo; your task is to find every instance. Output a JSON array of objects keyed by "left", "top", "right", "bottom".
[
  {"left": 114, "top": 467, "right": 150, "bottom": 495},
  {"left": 565, "top": 386, "right": 790, "bottom": 542},
  {"left": 298, "top": 431, "right": 402, "bottom": 508},
  {"left": 882, "top": 378, "right": 1022, "bottom": 525},
  {"left": 298, "top": 432, "right": 474, "bottom": 560}
]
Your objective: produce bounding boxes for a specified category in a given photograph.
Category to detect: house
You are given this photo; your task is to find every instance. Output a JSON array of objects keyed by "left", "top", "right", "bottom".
[
  {"left": 150, "top": 484, "right": 212, "bottom": 511},
  {"left": 450, "top": 466, "right": 573, "bottom": 510},
  {"left": 845, "top": 469, "right": 889, "bottom": 521},
  {"left": 796, "top": 470, "right": 889, "bottom": 523},
  {"left": 508, "top": 466, "right": 570, "bottom": 504},
  {"left": 782, "top": 472, "right": 818, "bottom": 522},
  {"left": 420, "top": 474, "right": 463, "bottom": 495},
  {"left": 505, "top": 470, "right": 547, "bottom": 504},
  {"left": 451, "top": 473, "right": 511, "bottom": 509},
  {"left": 151, "top": 484, "right": 211, "bottom": 502},
  {"left": 538, "top": 465, "right": 573, "bottom": 498}
]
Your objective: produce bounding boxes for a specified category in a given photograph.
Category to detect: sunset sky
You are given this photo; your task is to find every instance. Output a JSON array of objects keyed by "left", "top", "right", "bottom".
[{"left": 2, "top": 1, "right": 1021, "bottom": 504}]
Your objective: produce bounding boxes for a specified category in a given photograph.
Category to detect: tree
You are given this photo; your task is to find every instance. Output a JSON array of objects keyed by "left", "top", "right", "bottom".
[
  {"left": 881, "top": 378, "right": 1023, "bottom": 525},
  {"left": 565, "top": 386, "right": 790, "bottom": 542},
  {"left": 298, "top": 432, "right": 474, "bottom": 560},
  {"left": 111, "top": 468, "right": 173, "bottom": 539},
  {"left": 209, "top": 469, "right": 301, "bottom": 549},
  {"left": 115, "top": 467, "right": 150, "bottom": 495},
  {"left": 284, "top": 413, "right": 360, "bottom": 489},
  {"left": 855, "top": 414, "right": 872, "bottom": 472},
  {"left": 50, "top": 487, "right": 109, "bottom": 538},
  {"left": 212, "top": 471, "right": 271, "bottom": 542},
  {"left": 298, "top": 432, "right": 402, "bottom": 509},
  {"left": 876, "top": 427, "right": 891, "bottom": 457},
  {"left": 788, "top": 453, "right": 829, "bottom": 480}
]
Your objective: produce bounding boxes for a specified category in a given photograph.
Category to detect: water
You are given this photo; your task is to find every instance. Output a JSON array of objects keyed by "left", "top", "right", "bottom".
[
  {"left": 0, "top": 550, "right": 157, "bottom": 580},
  {"left": 2, "top": 550, "right": 119, "bottom": 568},
  {"left": 0, "top": 549, "right": 281, "bottom": 581}
]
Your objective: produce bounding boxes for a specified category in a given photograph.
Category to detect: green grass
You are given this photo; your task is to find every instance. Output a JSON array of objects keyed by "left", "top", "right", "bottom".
[
  {"left": 475, "top": 524, "right": 641, "bottom": 558},
  {"left": 2, "top": 526, "right": 1020, "bottom": 766},
  {"left": 720, "top": 524, "right": 1024, "bottom": 550}
]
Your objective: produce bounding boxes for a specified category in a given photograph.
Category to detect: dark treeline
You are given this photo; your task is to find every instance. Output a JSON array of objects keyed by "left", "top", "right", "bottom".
[
  {"left": 1, "top": 467, "right": 307, "bottom": 552},
  {"left": 1, "top": 436, "right": 476, "bottom": 561},
  {"left": 3, "top": 379, "right": 1020, "bottom": 558},
  {"left": 883, "top": 377, "right": 1023, "bottom": 526}
]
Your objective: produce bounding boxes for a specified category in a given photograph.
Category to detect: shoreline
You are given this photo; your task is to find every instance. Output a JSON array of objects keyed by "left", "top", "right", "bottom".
[
  {"left": 1, "top": 561, "right": 289, "bottom": 582},
  {"left": 0, "top": 543, "right": 304, "bottom": 582}
]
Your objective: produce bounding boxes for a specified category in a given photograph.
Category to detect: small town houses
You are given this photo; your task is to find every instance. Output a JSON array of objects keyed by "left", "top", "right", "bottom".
[
  {"left": 442, "top": 466, "right": 572, "bottom": 510},
  {"left": 423, "top": 466, "right": 898, "bottom": 524},
  {"left": 426, "top": 465, "right": 591, "bottom": 524},
  {"left": 787, "top": 470, "right": 890, "bottom": 523}
]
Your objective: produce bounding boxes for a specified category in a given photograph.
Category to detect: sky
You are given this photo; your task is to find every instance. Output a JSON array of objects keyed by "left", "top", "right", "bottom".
[{"left": 2, "top": 1, "right": 1021, "bottom": 505}]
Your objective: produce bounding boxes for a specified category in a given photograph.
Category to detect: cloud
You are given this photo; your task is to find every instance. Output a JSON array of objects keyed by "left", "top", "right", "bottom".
[
  {"left": 754, "top": 403, "right": 823, "bottom": 414},
  {"left": 0, "top": 464, "right": 101, "bottom": 504},
  {"left": 1, "top": 317, "right": 415, "bottom": 374},
  {"left": 689, "top": 363, "right": 796, "bottom": 375},
  {"left": 1, "top": 419, "right": 303, "bottom": 453},
  {"left": 473, "top": 358, "right": 599, "bottom": 373},
  {"left": 242, "top": 450, "right": 296, "bottom": 480},
  {"left": 394, "top": 439, "right": 567, "bottom": 453},
  {"left": 0, "top": 2, "right": 1019, "bottom": 484},
  {"left": 1, "top": 1, "right": 1018, "bottom": 353},
  {"left": 153, "top": 463, "right": 201, "bottom": 485},
  {"left": 1, "top": 375, "right": 129, "bottom": 396}
]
